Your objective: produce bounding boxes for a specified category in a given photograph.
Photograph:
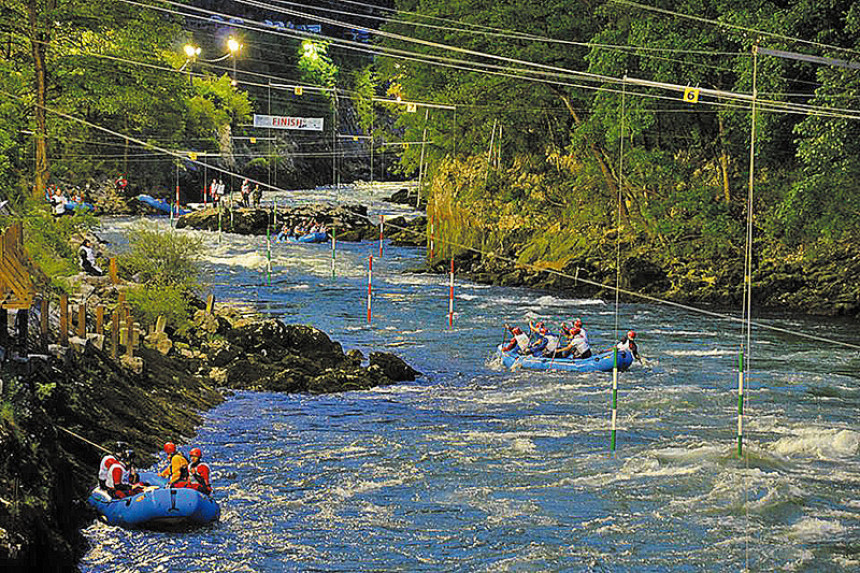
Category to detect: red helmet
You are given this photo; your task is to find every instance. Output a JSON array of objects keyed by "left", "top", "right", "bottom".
[
  {"left": 512, "top": 327, "right": 522, "bottom": 335},
  {"left": 574, "top": 318, "right": 582, "bottom": 327},
  {"left": 190, "top": 447, "right": 202, "bottom": 459},
  {"left": 539, "top": 327, "right": 548, "bottom": 334},
  {"left": 628, "top": 330, "right": 636, "bottom": 339},
  {"left": 164, "top": 442, "right": 176, "bottom": 454}
]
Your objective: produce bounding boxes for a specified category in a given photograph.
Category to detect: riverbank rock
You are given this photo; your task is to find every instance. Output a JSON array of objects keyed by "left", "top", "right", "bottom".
[
  {"left": 384, "top": 187, "right": 423, "bottom": 208},
  {"left": 201, "top": 319, "right": 420, "bottom": 393},
  {"left": 176, "top": 203, "right": 377, "bottom": 241},
  {"left": 384, "top": 215, "right": 426, "bottom": 246}
]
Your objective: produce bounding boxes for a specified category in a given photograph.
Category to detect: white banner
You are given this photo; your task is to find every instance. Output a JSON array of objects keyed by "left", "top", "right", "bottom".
[{"left": 253, "top": 114, "right": 324, "bottom": 131}]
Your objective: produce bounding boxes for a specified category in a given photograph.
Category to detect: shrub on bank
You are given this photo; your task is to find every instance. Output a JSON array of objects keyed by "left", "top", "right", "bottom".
[{"left": 120, "top": 222, "right": 204, "bottom": 329}]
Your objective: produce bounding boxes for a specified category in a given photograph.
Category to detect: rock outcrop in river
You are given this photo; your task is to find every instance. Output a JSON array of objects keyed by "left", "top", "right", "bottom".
[{"left": 176, "top": 203, "right": 378, "bottom": 241}]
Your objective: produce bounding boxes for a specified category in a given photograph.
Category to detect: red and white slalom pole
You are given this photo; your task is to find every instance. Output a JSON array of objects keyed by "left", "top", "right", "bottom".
[
  {"left": 448, "top": 257, "right": 454, "bottom": 327},
  {"left": 379, "top": 214, "right": 384, "bottom": 257},
  {"left": 367, "top": 253, "right": 373, "bottom": 324}
]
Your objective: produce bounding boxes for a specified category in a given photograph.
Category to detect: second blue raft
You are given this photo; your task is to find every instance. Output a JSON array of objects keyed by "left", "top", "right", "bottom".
[
  {"left": 137, "top": 194, "right": 191, "bottom": 216},
  {"left": 276, "top": 231, "right": 328, "bottom": 244},
  {"left": 496, "top": 345, "right": 634, "bottom": 373}
]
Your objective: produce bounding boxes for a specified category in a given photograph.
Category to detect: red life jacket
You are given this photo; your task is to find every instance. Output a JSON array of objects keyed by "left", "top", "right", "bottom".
[{"left": 190, "top": 461, "right": 211, "bottom": 487}]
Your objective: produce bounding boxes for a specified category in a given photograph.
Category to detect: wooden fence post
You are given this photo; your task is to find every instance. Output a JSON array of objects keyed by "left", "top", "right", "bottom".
[
  {"left": 59, "top": 294, "right": 69, "bottom": 346},
  {"left": 76, "top": 304, "right": 86, "bottom": 338},
  {"left": 109, "top": 257, "right": 119, "bottom": 284},
  {"left": 96, "top": 305, "right": 104, "bottom": 335},
  {"left": 40, "top": 299, "right": 49, "bottom": 349},
  {"left": 0, "top": 309, "right": 8, "bottom": 348},
  {"left": 111, "top": 311, "right": 119, "bottom": 359},
  {"left": 125, "top": 313, "right": 134, "bottom": 358},
  {"left": 14, "top": 309, "right": 28, "bottom": 356}
]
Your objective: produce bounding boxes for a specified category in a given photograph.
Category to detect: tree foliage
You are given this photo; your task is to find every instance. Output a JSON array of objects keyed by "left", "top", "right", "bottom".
[{"left": 376, "top": 0, "right": 860, "bottom": 255}]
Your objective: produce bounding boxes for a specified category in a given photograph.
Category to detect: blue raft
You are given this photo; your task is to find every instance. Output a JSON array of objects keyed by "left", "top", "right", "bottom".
[
  {"left": 137, "top": 194, "right": 190, "bottom": 216},
  {"left": 65, "top": 200, "right": 94, "bottom": 213},
  {"left": 496, "top": 345, "right": 634, "bottom": 373},
  {"left": 276, "top": 231, "right": 328, "bottom": 244},
  {"left": 45, "top": 190, "right": 94, "bottom": 213},
  {"left": 87, "top": 471, "right": 220, "bottom": 529}
]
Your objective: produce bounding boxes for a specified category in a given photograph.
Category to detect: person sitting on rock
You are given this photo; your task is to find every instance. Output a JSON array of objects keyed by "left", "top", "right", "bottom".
[
  {"left": 186, "top": 447, "right": 212, "bottom": 495},
  {"left": 159, "top": 442, "right": 189, "bottom": 487},
  {"left": 502, "top": 324, "right": 530, "bottom": 354},
  {"left": 78, "top": 239, "right": 104, "bottom": 276}
]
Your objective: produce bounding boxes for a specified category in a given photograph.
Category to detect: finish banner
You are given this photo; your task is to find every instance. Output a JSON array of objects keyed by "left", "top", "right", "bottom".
[{"left": 253, "top": 114, "right": 324, "bottom": 131}]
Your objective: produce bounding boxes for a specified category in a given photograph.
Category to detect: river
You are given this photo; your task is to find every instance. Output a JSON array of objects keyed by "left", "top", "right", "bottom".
[{"left": 81, "top": 183, "right": 860, "bottom": 572}]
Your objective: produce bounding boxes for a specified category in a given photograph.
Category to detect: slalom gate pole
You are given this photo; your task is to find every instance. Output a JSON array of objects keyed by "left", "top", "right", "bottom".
[
  {"left": 448, "top": 257, "right": 454, "bottom": 328},
  {"left": 430, "top": 215, "right": 435, "bottom": 259},
  {"left": 737, "top": 350, "right": 744, "bottom": 457},
  {"left": 273, "top": 199, "right": 277, "bottom": 227},
  {"left": 379, "top": 214, "right": 384, "bottom": 257},
  {"left": 331, "top": 227, "right": 337, "bottom": 279},
  {"left": 367, "top": 254, "right": 373, "bottom": 324},
  {"left": 266, "top": 226, "right": 272, "bottom": 286},
  {"left": 217, "top": 202, "right": 222, "bottom": 244},
  {"left": 171, "top": 164, "right": 178, "bottom": 227},
  {"left": 611, "top": 347, "right": 618, "bottom": 453}
]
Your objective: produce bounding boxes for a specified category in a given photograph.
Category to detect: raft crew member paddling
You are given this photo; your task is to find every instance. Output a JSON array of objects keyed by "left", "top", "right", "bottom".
[
  {"left": 557, "top": 322, "right": 592, "bottom": 360},
  {"left": 187, "top": 447, "right": 212, "bottom": 495},
  {"left": 159, "top": 442, "right": 190, "bottom": 487},
  {"left": 104, "top": 450, "right": 143, "bottom": 499},
  {"left": 502, "top": 324, "right": 530, "bottom": 354},
  {"left": 615, "top": 330, "right": 640, "bottom": 361},
  {"left": 98, "top": 442, "right": 131, "bottom": 489}
]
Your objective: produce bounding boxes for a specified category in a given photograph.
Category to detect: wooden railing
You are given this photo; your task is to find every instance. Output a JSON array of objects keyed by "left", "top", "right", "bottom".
[{"left": 0, "top": 223, "right": 35, "bottom": 310}]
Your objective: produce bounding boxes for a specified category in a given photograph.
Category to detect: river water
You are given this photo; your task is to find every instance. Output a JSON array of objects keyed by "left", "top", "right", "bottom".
[{"left": 81, "top": 183, "right": 860, "bottom": 572}]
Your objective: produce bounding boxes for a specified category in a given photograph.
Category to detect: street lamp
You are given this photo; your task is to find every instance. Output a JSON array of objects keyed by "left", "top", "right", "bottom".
[
  {"left": 227, "top": 37, "right": 241, "bottom": 86},
  {"left": 183, "top": 44, "right": 201, "bottom": 85}
]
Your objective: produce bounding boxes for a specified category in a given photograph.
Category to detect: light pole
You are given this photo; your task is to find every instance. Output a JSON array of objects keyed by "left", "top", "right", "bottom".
[
  {"left": 183, "top": 43, "right": 201, "bottom": 85},
  {"left": 227, "top": 37, "right": 241, "bottom": 86}
]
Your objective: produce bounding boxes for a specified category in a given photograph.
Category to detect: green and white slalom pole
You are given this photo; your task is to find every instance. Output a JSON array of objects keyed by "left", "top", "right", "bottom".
[
  {"left": 610, "top": 347, "right": 619, "bottom": 453},
  {"left": 737, "top": 349, "right": 744, "bottom": 457},
  {"left": 217, "top": 201, "right": 222, "bottom": 244},
  {"left": 266, "top": 225, "right": 272, "bottom": 286},
  {"left": 331, "top": 227, "right": 337, "bottom": 279}
]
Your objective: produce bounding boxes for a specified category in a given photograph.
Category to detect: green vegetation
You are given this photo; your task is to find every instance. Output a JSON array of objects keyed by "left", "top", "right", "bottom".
[
  {"left": 375, "top": 0, "right": 860, "bottom": 269},
  {"left": 120, "top": 222, "right": 204, "bottom": 328}
]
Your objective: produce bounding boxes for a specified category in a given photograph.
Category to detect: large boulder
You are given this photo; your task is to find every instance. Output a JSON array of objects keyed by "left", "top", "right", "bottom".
[{"left": 369, "top": 352, "right": 421, "bottom": 382}]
